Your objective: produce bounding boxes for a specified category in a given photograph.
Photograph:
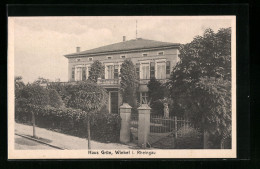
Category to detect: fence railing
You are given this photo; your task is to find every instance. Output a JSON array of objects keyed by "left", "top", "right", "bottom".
[
  {"left": 130, "top": 113, "right": 138, "bottom": 133},
  {"left": 150, "top": 114, "right": 192, "bottom": 137}
]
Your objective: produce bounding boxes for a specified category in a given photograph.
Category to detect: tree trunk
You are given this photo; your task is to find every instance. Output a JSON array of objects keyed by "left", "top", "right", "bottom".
[
  {"left": 87, "top": 114, "right": 91, "bottom": 149},
  {"left": 203, "top": 130, "right": 209, "bottom": 149},
  {"left": 32, "top": 111, "right": 36, "bottom": 138}
]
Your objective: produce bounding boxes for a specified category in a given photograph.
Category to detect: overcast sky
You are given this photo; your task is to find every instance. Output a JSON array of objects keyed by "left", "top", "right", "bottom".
[{"left": 11, "top": 16, "right": 233, "bottom": 83}]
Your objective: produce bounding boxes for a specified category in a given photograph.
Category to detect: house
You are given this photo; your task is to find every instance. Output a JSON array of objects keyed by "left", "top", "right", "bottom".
[{"left": 64, "top": 37, "right": 180, "bottom": 114}]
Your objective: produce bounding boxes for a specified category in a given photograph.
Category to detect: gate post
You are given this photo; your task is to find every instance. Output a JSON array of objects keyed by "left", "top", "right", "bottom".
[
  {"left": 138, "top": 104, "right": 151, "bottom": 148},
  {"left": 119, "top": 103, "right": 132, "bottom": 143}
]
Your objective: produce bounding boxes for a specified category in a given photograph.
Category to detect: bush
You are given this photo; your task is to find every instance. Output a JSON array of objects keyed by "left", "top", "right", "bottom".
[
  {"left": 176, "top": 126, "right": 203, "bottom": 149},
  {"left": 48, "top": 89, "right": 64, "bottom": 108},
  {"left": 15, "top": 105, "right": 121, "bottom": 143}
]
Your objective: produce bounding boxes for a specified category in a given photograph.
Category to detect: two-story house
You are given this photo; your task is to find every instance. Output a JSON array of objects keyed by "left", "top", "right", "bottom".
[{"left": 64, "top": 37, "right": 180, "bottom": 114}]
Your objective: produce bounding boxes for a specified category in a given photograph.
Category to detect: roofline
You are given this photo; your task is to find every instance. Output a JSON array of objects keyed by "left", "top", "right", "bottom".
[{"left": 64, "top": 44, "right": 180, "bottom": 58}]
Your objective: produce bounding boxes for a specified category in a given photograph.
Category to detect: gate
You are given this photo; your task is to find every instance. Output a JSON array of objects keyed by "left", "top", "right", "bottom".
[
  {"left": 130, "top": 113, "right": 138, "bottom": 143},
  {"left": 148, "top": 115, "right": 192, "bottom": 147}
]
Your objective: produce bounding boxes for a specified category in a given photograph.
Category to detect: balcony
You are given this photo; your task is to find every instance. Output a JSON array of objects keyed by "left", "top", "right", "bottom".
[{"left": 97, "top": 78, "right": 120, "bottom": 88}]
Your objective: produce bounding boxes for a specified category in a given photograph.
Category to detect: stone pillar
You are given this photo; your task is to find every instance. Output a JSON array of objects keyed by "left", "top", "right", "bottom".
[
  {"left": 138, "top": 104, "right": 151, "bottom": 148},
  {"left": 120, "top": 103, "right": 132, "bottom": 143}
]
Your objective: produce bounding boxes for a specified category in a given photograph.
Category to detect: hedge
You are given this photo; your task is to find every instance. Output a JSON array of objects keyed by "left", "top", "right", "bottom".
[
  {"left": 175, "top": 126, "right": 203, "bottom": 149},
  {"left": 15, "top": 104, "right": 121, "bottom": 143}
]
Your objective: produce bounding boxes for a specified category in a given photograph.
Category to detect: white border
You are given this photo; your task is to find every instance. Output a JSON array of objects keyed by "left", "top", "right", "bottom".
[{"left": 8, "top": 16, "right": 236, "bottom": 159}]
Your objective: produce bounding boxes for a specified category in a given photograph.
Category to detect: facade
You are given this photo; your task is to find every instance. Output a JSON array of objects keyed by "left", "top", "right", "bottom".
[{"left": 64, "top": 37, "right": 180, "bottom": 114}]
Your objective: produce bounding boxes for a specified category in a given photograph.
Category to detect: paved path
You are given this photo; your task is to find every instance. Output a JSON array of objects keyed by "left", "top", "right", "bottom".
[{"left": 15, "top": 123, "right": 133, "bottom": 150}]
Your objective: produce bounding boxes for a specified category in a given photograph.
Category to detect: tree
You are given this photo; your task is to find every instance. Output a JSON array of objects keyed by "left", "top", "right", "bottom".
[
  {"left": 120, "top": 59, "right": 138, "bottom": 111},
  {"left": 16, "top": 84, "right": 50, "bottom": 138},
  {"left": 65, "top": 81, "right": 108, "bottom": 149},
  {"left": 15, "top": 76, "right": 25, "bottom": 90},
  {"left": 88, "top": 60, "right": 105, "bottom": 83},
  {"left": 147, "top": 77, "right": 165, "bottom": 115},
  {"left": 169, "top": 28, "right": 231, "bottom": 148},
  {"left": 48, "top": 89, "right": 64, "bottom": 108}
]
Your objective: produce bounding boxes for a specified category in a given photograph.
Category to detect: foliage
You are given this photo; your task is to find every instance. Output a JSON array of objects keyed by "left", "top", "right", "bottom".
[
  {"left": 88, "top": 60, "right": 105, "bottom": 83},
  {"left": 120, "top": 59, "right": 138, "bottom": 111},
  {"left": 147, "top": 77, "right": 165, "bottom": 114},
  {"left": 33, "top": 77, "right": 50, "bottom": 85},
  {"left": 168, "top": 28, "right": 232, "bottom": 148},
  {"left": 15, "top": 105, "right": 121, "bottom": 142},
  {"left": 15, "top": 76, "right": 25, "bottom": 90},
  {"left": 16, "top": 84, "right": 50, "bottom": 107},
  {"left": 176, "top": 126, "right": 203, "bottom": 149},
  {"left": 65, "top": 81, "right": 108, "bottom": 112},
  {"left": 48, "top": 89, "right": 64, "bottom": 108}
]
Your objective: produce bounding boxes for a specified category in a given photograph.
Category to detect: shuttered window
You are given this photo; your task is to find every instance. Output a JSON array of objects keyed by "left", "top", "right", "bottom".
[
  {"left": 136, "top": 63, "right": 140, "bottom": 80},
  {"left": 114, "top": 65, "right": 119, "bottom": 79},
  {"left": 72, "top": 68, "right": 75, "bottom": 80},
  {"left": 82, "top": 68, "right": 86, "bottom": 80},
  {"left": 166, "top": 61, "right": 171, "bottom": 78},
  {"left": 156, "top": 62, "right": 166, "bottom": 79},
  {"left": 150, "top": 62, "right": 155, "bottom": 78}
]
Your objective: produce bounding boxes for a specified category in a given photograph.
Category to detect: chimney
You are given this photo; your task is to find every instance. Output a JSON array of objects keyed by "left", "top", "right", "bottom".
[
  {"left": 123, "top": 36, "right": 126, "bottom": 42},
  {"left": 76, "top": 47, "right": 80, "bottom": 53}
]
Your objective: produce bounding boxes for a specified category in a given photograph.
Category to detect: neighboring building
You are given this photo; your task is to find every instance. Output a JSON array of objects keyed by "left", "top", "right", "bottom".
[{"left": 64, "top": 37, "right": 180, "bottom": 114}]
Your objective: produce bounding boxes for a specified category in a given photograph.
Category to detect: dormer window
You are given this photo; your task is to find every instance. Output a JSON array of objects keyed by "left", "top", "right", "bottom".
[
  {"left": 88, "top": 57, "right": 93, "bottom": 61},
  {"left": 76, "top": 58, "right": 81, "bottom": 62},
  {"left": 142, "top": 53, "right": 148, "bottom": 57},
  {"left": 158, "top": 51, "right": 164, "bottom": 55},
  {"left": 107, "top": 56, "right": 113, "bottom": 60},
  {"left": 120, "top": 55, "right": 126, "bottom": 59}
]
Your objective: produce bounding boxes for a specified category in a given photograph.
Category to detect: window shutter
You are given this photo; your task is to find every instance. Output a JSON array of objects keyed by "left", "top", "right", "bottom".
[
  {"left": 150, "top": 62, "right": 155, "bottom": 79},
  {"left": 114, "top": 65, "right": 119, "bottom": 79},
  {"left": 72, "top": 67, "right": 75, "bottom": 81},
  {"left": 136, "top": 63, "right": 140, "bottom": 80},
  {"left": 166, "top": 61, "right": 171, "bottom": 78},
  {"left": 82, "top": 67, "right": 86, "bottom": 80}
]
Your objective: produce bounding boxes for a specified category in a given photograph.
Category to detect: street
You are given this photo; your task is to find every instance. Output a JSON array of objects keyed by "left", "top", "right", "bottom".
[{"left": 15, "top": 135, "right": 57, "bottom": 150}]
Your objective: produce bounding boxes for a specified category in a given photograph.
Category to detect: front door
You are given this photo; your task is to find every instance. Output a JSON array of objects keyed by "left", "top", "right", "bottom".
[{"left": 110, "top": 92, "right": 119, "bottom": 114}]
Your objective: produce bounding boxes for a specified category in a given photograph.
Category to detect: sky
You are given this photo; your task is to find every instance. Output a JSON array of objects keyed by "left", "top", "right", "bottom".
[{"left": 10, "top": 16, "right": 233, "bottom": 83}]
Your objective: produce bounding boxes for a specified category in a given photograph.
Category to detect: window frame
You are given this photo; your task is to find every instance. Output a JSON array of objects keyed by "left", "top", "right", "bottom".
[
  {"left": 88, "top": 57, "right": 93, "bottom": 61},
  {"left": 157, "top": 51, "right": 164, "bottom": 55},
  {"left": 142, "top": 53, "right": 148, "bottom": 57},
  {"left": 120, "top": 55, "right": 127, "bottom": 59},
  {"left": 107, "top": 56, "right": 113, "bottom": 60}
]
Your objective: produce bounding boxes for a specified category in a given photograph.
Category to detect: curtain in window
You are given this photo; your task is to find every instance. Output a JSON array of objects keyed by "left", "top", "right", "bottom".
[
  {"left": 75, "top": 67, "right": 82, "bottom": 81},
  {"left": 107, "top": 65, "right": 114, "bottom": 79},
  {"left": 141, "top": 63, "right": 150, "bottom": 79},
  {"left": 156, "top": 62, "right": 166, "bottom": 79}
]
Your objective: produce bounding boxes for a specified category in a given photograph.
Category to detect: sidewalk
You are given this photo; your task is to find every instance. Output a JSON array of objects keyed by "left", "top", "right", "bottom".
[{"left": 15, "top": 123, "right": 133, "bottom": 150}]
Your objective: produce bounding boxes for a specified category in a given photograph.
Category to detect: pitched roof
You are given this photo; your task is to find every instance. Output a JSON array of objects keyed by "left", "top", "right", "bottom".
[{"left": 65, "top": 38, "right": 179, "bottom": 57}]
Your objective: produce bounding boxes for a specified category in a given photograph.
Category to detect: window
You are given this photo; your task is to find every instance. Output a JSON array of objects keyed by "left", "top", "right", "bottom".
[
  {"left": 158, "top": 51, "right": 164, "bottom": 55},
  {"left": 120, "top": 55, "right": 126, "bottom": 59},
  {"left": 76, "top": 58, "right": 81, "bottom": 62},
  {"left": 141, "top": 92, "right": 149, "bottom": 104},
  {"left": 142, "top": 53, "right": 148, "bottom": 57},
  {"left": 107, "top": 56, "right": 113, "bottom": 59},
  {"left": 88, "top": 57, "right": 93, "bottom": 61},
  {"left": 156, "top": 62, "right": 166, "bottom": 79},
  {"left": 107, "top": 65, "right": 114, "bottom": 79},
  {"left": 141, "top": 63, "right": 150, "bottom": 79},
  {"left": 75, "top": 67, "right": 82, "bottom": 81}
]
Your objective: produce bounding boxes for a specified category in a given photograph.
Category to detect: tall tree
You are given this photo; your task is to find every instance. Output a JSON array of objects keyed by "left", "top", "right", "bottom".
[
  {"left": 169, "top": 28, "right": 231, "bottom": 148},
  {"left": 120, "top": 59, "right": 138, "bottom": 111},
  {"left": 88, "top": 60, "right": 105, "bottom": 83}
]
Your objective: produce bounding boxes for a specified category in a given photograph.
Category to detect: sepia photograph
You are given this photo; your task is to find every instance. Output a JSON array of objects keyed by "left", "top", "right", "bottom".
[{"left": 8, "top": 16, "right": 236, "bottom": 159}]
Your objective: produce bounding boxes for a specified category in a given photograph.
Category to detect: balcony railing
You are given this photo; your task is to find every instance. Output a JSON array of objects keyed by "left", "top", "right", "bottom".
[{"left": 97, "top": 78, "right": 120, "bottom": 86}]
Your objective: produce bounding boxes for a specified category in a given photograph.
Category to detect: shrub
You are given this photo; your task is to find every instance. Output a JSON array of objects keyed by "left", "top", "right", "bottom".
[
  {"left": 48, "top": 89, "right": 64, "bottom": 108},
  {"left": 176, "top": 126, "right": 203, "bottom": 149},
  {"left": 15, "top": 105, "right": 121, "bottom": 143}
]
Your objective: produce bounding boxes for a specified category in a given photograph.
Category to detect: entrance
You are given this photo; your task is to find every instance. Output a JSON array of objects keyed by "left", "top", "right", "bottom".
[{"left": 110, "top": 91, "right": 119, "bottom": 114}]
